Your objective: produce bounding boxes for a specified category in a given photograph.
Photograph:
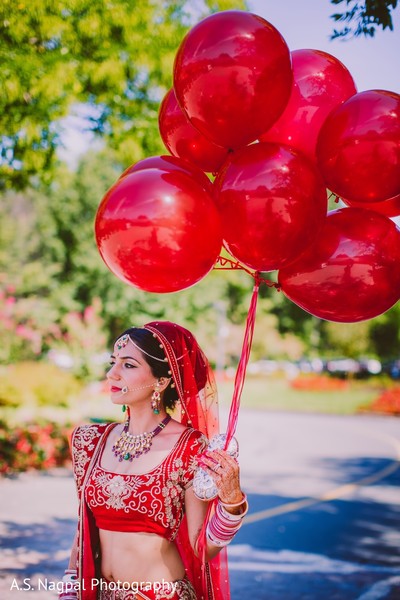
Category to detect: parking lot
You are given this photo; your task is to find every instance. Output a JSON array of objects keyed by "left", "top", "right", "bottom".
[{"left": 1, "top": 409, "right": 399, "bottom": 599}]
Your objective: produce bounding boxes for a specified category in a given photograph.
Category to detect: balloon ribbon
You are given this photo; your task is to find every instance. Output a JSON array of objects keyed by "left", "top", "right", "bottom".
[{"left": 224, "top": 274, "right": 260, "bottom": 448}]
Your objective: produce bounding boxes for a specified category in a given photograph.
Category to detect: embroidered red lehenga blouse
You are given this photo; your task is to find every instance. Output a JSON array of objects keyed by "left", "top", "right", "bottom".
[
  {"left": 85, "top": 427, "right": 207, "bottom": 539},
  {"left": 71, "top": 422, "right": 226, "bottom": 600}
]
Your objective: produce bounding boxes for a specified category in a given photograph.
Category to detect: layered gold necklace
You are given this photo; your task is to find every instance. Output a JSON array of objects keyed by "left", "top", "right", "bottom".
[{"left": 112, "top": 415, "right": 171, "bottom": 462}]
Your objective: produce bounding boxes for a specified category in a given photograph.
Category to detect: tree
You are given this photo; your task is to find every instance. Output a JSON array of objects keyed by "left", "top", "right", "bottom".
[
  {"left": 368, "top": 304, "right": 400, "bottom": 360},
  {"left": 0, "top": 149, "right": 260, "bottom": 364},
  {"left": 0, "top": 0, "right": 246, "bottom": 190},
  {"left": 2, "top": 150, "right": 398, "bottom": 369},
  {"left": 330, "top": 0, "right": 398, "bottom": 39}
]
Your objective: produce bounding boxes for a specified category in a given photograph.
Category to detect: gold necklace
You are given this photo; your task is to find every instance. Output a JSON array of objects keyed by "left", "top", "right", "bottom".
[{"left": 112, "top": 415, "right": 171, "bottom": 462}]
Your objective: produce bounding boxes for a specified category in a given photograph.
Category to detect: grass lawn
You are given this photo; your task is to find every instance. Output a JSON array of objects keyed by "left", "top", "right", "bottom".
[
  {"left": 217, "top": 376, "right": 379, "bottom": 415},
  {"left": 4, "top": 375, "right": 384, "bottom": 426}
]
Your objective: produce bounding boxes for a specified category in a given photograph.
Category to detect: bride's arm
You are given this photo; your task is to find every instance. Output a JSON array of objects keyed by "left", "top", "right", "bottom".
[{"left": 184, "top": 448, "right": 248, "bottom": 561}]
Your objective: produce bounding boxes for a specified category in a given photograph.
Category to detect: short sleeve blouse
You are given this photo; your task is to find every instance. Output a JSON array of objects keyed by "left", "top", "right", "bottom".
[{"left": 84, "top": 427, "right": 208, "bottom": 541}]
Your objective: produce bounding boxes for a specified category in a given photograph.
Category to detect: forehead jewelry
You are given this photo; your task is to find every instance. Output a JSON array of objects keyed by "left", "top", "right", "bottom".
[
  {"left": 116, "top": 334, "right": 130, "bottom": 351},
  {"left": 115, "top": 334, "right": 168, "bottom": 362}
]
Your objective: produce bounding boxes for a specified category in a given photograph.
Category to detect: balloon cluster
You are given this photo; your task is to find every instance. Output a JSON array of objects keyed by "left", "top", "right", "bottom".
[{"left": 95, "top": 10, "right": 400, "bottom": 322}]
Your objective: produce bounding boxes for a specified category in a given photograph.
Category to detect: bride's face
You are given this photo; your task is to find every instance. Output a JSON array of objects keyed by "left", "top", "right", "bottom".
[{"left": 107, "top": 337, "right": 157, "bottom": 406}]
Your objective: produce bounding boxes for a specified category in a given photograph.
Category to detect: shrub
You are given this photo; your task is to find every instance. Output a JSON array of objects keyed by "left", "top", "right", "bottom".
[
  {"left": 50, "top": 298, "right": 108, "bottom": 382},
  {"left": 0, "top": 419, "right": 74, "bottom": 475},
  {"left": 367, "top": 387, "right": 400, "bottom": 416},
  {"left": 0, "top": 284, "right": 61, "bottom": 364},
  {"left": 290, "top": 374, "right": 349, "bottom": 391},
  {"left": 0, "top": 361, "right": 82, "bottom": 408},
  {"left": 0, "top": 375, "right": 24, "bottom": 407},
  {"left": 0, "top": 285, "right": 107, "bottom": 384}
]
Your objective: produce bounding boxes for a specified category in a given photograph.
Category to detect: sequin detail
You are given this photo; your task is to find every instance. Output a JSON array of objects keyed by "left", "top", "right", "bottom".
[
  {"left": 71, "top": 423, "right": 111, "bottom": 494},
  {"left": 85, "top": 428, "right": 208, "bottom": 540},
  {"left": 98, "top": 575, "right": 197, "bottom": 599}
]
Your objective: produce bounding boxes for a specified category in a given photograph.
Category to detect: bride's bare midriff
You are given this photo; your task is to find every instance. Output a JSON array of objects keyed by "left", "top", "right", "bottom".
[{"left": 99, "top": 529, "right": 186, "bottom": 584}]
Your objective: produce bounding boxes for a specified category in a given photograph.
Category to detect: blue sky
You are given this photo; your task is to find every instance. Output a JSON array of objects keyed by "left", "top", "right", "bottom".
[{"left": 248, "top": 0, "right": 399, "bottom": 93}]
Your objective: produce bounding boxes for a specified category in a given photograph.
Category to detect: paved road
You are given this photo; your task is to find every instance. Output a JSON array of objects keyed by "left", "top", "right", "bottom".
[
  {"left": 1, "top": 410, "right": 399, "bottom": 599},
  {"left": 230, "top": 410, "right": 400, "bottom": 599}
]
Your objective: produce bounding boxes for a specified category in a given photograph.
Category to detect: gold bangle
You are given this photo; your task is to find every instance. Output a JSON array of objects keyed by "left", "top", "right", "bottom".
[{"left": 220, "top": 492, "right": 247, "bottom": 508}]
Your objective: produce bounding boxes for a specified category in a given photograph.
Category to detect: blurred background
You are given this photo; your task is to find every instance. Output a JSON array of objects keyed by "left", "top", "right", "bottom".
[{"left": 1, "top": 0, "right": 399, "bottom": 475}]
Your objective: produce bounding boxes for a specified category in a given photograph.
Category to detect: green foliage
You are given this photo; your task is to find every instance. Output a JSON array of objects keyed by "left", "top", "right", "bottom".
[
  {"left": 2, "top": 148, "right": 399, "bottom": 369},
  {"left": 0, "top": 362, "right": 82, "bottom": 407},
  {"left": 0, "top": 374, "right": 24, "bottom": 407},
  {"left": 268, "top": 280, "right": 400, "bottom": 361},
  {"left": 330, "top": 0, "right": 398, "bottom": 39},
  {"left": 1, "top": 0, "right": 398, "bottom": 371},
  {"left": 315, "top": 304, "right": 400, "bottom": 361},
  {"left": 322, "top": 320, "right": 372, "bottom": 357},
  {"left": 368, "top": 303, "right": 400, "bottom": 359},
  {"left": 0, "top": 149, "right": 266, "bottom": 364},
  {"left": 0, "top": 0, "right": 247, "bottom": 189}
]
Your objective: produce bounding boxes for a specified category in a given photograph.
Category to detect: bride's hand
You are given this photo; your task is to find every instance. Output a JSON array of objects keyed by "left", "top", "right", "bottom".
[{"left": 198, "top": 449, "right": 243, "bottom": 505}]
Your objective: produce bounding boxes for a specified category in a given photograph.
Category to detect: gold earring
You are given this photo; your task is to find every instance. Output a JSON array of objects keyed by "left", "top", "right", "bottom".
[{"left": 151, "top": 383, "right": 161, "bottom": 415}]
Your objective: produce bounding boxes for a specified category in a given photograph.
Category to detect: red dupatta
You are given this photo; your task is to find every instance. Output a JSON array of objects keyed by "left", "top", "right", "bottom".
[
  {"left": 71, "top": 422, "right": 118, "bottom": 600},
  {"left": 144, "top": 322, "right": 228, "bottom": 600},
  {"left": 72, "top": 314, "right": 258, "bottom": 600},
  {"left": 144, "top": 283, "right": 261, "bottom": 598}
]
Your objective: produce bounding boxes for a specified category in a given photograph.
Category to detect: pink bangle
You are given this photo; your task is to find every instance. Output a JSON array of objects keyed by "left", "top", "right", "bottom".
[
  {"left": 206, "top": 499, "right": 245, "bottom": 547},
  {"left": 59, "top": 569, "right": 78, "bottom": 600}
]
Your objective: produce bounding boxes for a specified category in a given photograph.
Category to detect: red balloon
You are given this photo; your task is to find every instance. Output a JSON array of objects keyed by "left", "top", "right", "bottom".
[
  {"left": 95, "top": 168, "right": 222, "bottom": 293},
  {"left": 342, "top": 193, "right": 400, "bottom": 218},
  {"left": 279, "top": 208, "right": 400, "bottom": 323},
  {"left": 260, "top": 49, "right": 357, "bottom": 161},
  {"left": 214, "top": 142, "right": 327, "bottom": 271},
  {"left": 317, "top": 89, "right": 400, "bottom": 202},
  {"left": 173, "top": 11, "right": 292, "bottom": 149},
  {"left": 158, "top": 89, "right": 229, "bottom": 173},
  {"left": 119, "top": 155, "right": 213, "bottom": 195}
]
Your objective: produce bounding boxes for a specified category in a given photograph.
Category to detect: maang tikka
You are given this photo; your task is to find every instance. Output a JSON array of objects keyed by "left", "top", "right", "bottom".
[{"left": 151, "top": 382, "right": 161, "bottom": 415}]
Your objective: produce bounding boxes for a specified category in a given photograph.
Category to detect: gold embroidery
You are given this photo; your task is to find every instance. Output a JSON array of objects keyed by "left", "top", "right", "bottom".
[
  {"left": 72, "top": 424, "right": 106, "bottom": 496},
  {"left": 98, "top": 577, "right": 196, "bottom": 599},
  {"left": 85, "top": 429, "right": 207, "bottom": 541}
]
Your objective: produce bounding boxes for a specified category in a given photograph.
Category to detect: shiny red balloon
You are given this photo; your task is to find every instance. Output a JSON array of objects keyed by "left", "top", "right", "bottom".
[
  {"left": 95, "top": 168, "right": 222, "bottom": 293},
  {"left": 260, "top": 49, "right": 356, "bottom": 161},
  {"left": 214, "top": 142, "right": 327, "bottom": 272},
  {"left": 158, "top": 89, "right": 229, "bottom": 173},
  {"left": 342, "top": 193, "right": 400, "bottom": 218},
  {"left": 317, "top": 89, "right": 400, "bottom": 202},
  {"left": 173, "top": 10, "right": 292, "bottom": 150},
  {"left": 119, "top": 155, "right": 213, "bottom": 195},
  {"left": 279, "top": 208, "right": 400, "bottom": 323}
]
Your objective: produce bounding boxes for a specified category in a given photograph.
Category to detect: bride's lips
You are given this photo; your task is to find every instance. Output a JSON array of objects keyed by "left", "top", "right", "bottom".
[{"left": 110, "top": 386, "right": 122, "bottom": 393}]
